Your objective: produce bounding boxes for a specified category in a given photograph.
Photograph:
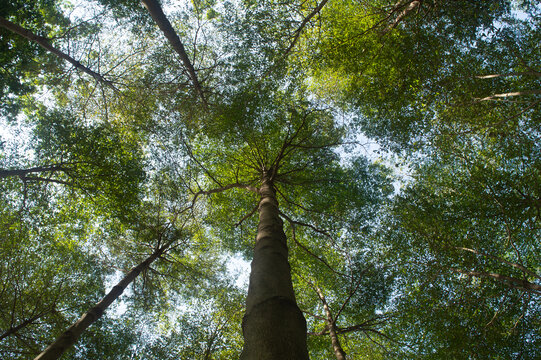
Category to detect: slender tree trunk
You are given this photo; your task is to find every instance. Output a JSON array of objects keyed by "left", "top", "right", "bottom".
[
  {"left": 240, "top": 174, "right": 309, "bottom": 360},
  {"left": 141, "top": 0, "right": 208, "bottom": 107},
  {"left": 34, "top": 247, "right": 165, "bottom": 360},
  {"left": 315, "top": 287, "right": 346, "bottom": 360},
  {"left": 0, "top": 16, "right": 113, "bottom": 86}
]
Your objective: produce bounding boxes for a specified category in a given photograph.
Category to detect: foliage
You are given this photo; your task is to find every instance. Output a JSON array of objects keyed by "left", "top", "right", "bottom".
[{"left": 0, "top": 0, "right": 539, "bottom": 358}]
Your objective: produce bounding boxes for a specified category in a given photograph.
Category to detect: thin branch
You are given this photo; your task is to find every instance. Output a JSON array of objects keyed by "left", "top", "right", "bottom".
[
  {"left": 455, "top": 247, "right": 541, "bottom": 281},
  {"left": 281, "top": 0, "right": 329, "bottom": 59},
  {"left": 334, "top": 266, "right": 372, "bottom": 320},
  {"left": 179, "top": 134, "right": 223, "bottom": 187},
  {"left": 234, "top": 204, "right": 258, "bottom": 227},
  {"left": 279, "top": 210, "right": 334, "bottom": 241},
  {"left": 187, "top": 182, "right": 259, "bottom": 213},
  {"left": 270, "top": 111, "right": 309, "bottom": 178},
  {"left": 0, "top": 308, "right": 54, "bottom": 341},
  {"left": 281, "top": 211, "right": 346, "bottom": 277},
  {"left": 302, "top": 310, "right": 326, "bottom": 322},
  {"left": 23, "top": 176, "right": 73, "bottom": 187}
]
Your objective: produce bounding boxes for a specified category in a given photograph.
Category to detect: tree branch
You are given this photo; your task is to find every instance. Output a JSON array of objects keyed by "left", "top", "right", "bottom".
[
  {"left": 475, "top": 89, "right": 541, "bottom": 102},
  {"left": 0, "top": 16, "right": 115, "bottom": 87},
  {"left": 384, "top": 0, "right": 422, "bottom": 33},
  {"left": 34, "top": 244, "right": 170, "bottom": 360},
  {"left": 0, "top": 165, "right": 69, "bottom": 180},
  {"left": 234, "top": 204, "right": 259, "bottom": 227},
  {"left": 281, "top": 211, "right": 345, "bottom": 277},
  {"left": 451, "top": 268, "right": 541, "bottom": 293},
  {"left": 0, "top": 309, "right": 53, "bottom": 341},
  {"left": 474, "top": 71, "right": 541, "bottom": 79},
  {"left": 455, "top": 247, "right": 541, "bottom": 281},
  {"left": 186, "top": 182, "right": 259, "bottom": 213},
  {"left": 273, "top": 0, "right": 328, "bottom": 66}
]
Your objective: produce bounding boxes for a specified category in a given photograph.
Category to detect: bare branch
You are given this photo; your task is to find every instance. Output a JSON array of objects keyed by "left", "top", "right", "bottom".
[
  {"left": 179, "top": 134, "right": 223, "bottom": 187},
  {"left": 302, "top": 310, "right": 326, "bottom": 322},
  {"left": 186, "top": 182, "right": 259, "bottom": 214},
  {"left": 0, "top": 308, "right": 54, "bottom": 341},
  {"left": 0, "top": 165, "right": 69, "bottom": 180},
  {"left": 334, "top": 266, "right": 372, "bottom": 320}
]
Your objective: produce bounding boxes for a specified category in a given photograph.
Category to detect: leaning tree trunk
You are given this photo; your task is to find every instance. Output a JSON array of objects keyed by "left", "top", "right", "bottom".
[
  {"left": 0, "top": 16, "right": 113, "bottom": 86},
  {"left": 240, "top": 174, "right": 309, "bottom": 360},
  {"left": 34, "top": 247, "right": 165, "bottom": 360},
  {"left": 140, "top": 0, "right": 208, "bottom": 107},
  {"left": 315, "top": 286, "right": 346, "bottom": 360}
]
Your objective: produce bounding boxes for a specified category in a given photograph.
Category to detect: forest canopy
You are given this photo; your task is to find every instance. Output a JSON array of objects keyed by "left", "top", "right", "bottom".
[{"left": 0, "top": 0, "right": 539, "bottom": 359}]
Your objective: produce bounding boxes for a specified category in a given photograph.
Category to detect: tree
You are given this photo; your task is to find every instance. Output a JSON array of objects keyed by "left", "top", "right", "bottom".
[
  {"left": 179, "top": 89, "right": 390, "bottom": 358},
  {"left": 0, "top": 0, "right": 539, "bottom": 358}
]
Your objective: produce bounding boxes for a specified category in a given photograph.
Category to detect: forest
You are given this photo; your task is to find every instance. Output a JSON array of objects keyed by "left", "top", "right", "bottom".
[{"left": 0, "top": 0, "right": 539, "bottom": 359}]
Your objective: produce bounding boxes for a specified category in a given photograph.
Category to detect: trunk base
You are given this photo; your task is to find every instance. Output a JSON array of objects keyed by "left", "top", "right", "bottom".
[{"left": 240, "top": 296, "right": 309, "bottom": 360}]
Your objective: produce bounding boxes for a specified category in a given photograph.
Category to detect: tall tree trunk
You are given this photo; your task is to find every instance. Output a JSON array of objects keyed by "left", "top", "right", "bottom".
[
  {"left": 240, "top": 174, "right": 309, "bottom": 360},
  {"left": 34, "top": 247, "right": 165, "bottom": 360},
  {"left": 141, "top": 0, "right": 208, "bottom": 107},
  {"left": 315, "top": 287, "right": 346, "bottom": 360},
  {"left": 0, "top": 16, "right": 113, "bottom": 86}
]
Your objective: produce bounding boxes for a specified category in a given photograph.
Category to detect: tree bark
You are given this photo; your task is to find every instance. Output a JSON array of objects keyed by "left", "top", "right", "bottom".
[
  {"left": 0, "top": 16, "right": 113, "bottom": 86},
  {"left": 451, "top": 268, "right": 541, "bottom": 293},
  {"left": 240, "top": 174, "right": 309, "bottom": 360},
  {"left": 0, "top": 165, "right": 65, "bottom": 180},
  {"left": 34, "top": 247, "right": 165, "bottom": 360},
  {"left": 141, "top": 0, "right": 208, "bottom": 107},
  {"left": 315, "top": 287, "right": 346, "bottom": 360},
  {"left": 385, "top": 0, "right": 422, "bottom": 32}
]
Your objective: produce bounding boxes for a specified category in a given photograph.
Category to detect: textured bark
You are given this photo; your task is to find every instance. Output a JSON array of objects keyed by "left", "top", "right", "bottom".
[
  {"left": 315, "top": 287, "right": 346, "bottom": 360},
  {"left": 34, "top": 248, "right": 165, "bottom": 360},
  {"left": 240, "top": 175, "right": 309, "bottom": 360},
  {"left": 0, "top": 16, "right": 113, "bottom": 86},
  {"left": 141, "top": 0, "right": 208, "bottom": 107}
]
